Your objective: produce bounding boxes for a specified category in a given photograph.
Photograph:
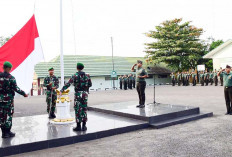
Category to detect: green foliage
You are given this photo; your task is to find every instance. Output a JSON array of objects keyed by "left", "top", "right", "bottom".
[
  {"left": 145, "top": 18, "right": 206, "bottom": 71},
  {"left": 0, "top": 36, "right": 12, "bottom": 47}
]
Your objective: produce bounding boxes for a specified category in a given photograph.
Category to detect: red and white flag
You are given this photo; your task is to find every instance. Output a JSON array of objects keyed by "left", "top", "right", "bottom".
[{"left": 0, "top": 15, "right": 44, "bottom": 93}]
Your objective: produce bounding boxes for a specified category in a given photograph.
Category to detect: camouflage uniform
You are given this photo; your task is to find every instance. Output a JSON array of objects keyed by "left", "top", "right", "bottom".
[
  {"left": 0, "top": 72, "right": 26, "bottom": 129},
  {"left": 61, "top": 71, "right": 90, "bottom": 123},
  {"left": 43, "top": 75, "right": 59, "bottom": 113}
]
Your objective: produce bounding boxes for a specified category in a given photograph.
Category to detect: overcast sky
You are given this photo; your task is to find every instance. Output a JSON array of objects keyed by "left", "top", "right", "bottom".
[{"left": 0, "top": 0, "right": 231, "bottom": 61}]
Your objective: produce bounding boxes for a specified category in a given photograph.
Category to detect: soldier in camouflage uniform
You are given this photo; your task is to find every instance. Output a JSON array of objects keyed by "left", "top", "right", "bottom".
[
  {"left": 0, "top": 62, "right": 28, "bottom": 138},
  {"left": 43, "top": 67, "right": 59, "bottom": 119},
  {"left": 200, "top": 71, "right": 205, "bottom": 86},
  {"left": 60, "top": 63, "right": 91, "bottom": 131}
]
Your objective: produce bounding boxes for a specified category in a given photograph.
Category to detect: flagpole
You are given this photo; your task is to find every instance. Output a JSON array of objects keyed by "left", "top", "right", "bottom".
[{"left": 60, "top": 0, "right": 64, "bottom": 87}]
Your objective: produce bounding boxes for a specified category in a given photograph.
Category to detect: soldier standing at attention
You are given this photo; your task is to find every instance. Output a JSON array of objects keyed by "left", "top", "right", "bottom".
[
  {"left": 131, "top": 60, "right": 148, "bottom": 108},
  {"left": 132, "top": 75, "right": 136, "bottom": 88},
  {"left": 182, "top": 72, "right": 186, "bottom": 86},
  {"left": 218, "top": 65, "right": 232, "bottom": 115},
  {"left": 204, "top": 71, "right": 209, "bottom": 86},
  {"left": 170, "top": 72, "right": 175, "bottom": 86},
  {"left": 214, "top": 69, "right": 218, "bottom": 86},
  {"left": 200, "top": 71, "right": 205, "bottom": 86},
  {"left": 43, "top": 67, "right": 59, "bottom": 119},
  {"left": 209, "top": 71, "right": 214, "bottom": 85},
  {"left": 0, "top": 62, "right": 28, "bottom": 138},
  {"left": 177, "top": 72, "right": 182, "bottom": 86},
  {"left": 220, "top": 67, "right": 224, "bottom": 86},
  {"left": 192, "top": 72, "right": 197, "bottom": 86},
  {"left": 128, "top": 74, "right": 133, "bottom": 89},
  {"left": 123, "top": 75, "right": 128, "bottom": 90},
  {"left": 119, "top": 75, "right": 123, "bottom": 90},
  {"left": 185, "top": 72, "right": 189, "bottom": 86},
  {"left": 60, "top": 63, "right": 90, "bottom": 131}
]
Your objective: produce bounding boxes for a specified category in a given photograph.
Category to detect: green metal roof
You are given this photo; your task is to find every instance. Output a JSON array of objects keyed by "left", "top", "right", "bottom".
[{"left": 35, "top": 55, "right": 146, "bottom": 78}]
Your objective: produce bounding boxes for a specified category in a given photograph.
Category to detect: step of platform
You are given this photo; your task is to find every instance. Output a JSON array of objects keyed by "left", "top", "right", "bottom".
[{"left": 150, "top": 112, "right": 213, "bottom": 129}]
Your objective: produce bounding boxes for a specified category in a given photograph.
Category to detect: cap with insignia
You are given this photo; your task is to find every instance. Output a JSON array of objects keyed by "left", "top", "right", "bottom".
[
  {"left": 3, "top": 61, "right": 12, "bottom": 68},
  {"left": 226, "top": 65, "right": 231, "bottom": 69},
  {"left": 48, "top": 67, "right": 54, "bottom": 71},
  {"left": 77, "top": 62, "right": 84, "bottom": 70},
  {"left": 137, "top": 60, "right": 143, "bottom": 64}
]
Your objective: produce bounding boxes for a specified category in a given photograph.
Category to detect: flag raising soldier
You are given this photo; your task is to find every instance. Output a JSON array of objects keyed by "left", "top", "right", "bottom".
[
  {"left": 43, "top": 67, "right": 59, "bottom": 119},
  {"left": 60, "top": 63, "right": 90, "bottom": 131},
  {"left": 0, "top": 62, "right": 28, "bottom": 138}
]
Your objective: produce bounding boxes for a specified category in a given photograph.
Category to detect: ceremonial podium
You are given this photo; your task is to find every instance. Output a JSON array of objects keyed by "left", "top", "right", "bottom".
[{"left": 50, "top": 89, "right": 75, "bottom": 124}]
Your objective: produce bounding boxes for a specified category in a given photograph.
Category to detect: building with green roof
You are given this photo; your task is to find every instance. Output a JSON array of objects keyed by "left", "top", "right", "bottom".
[{"left": 33, "top": 55, "right": 171, "bottom": 95}]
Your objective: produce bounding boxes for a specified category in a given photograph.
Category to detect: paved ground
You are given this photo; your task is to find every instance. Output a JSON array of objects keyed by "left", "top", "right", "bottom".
[{"left": 11, "top": 85, "right": 232, "bottom": 157}]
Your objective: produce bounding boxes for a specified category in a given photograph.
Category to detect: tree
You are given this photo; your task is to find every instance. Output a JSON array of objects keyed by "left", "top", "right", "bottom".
[
  {"left": 145, "top": 18, "right": 206, "bottom": 71},
  {"left": 0, "top": 36, "right": 12, "bottom": 47}
]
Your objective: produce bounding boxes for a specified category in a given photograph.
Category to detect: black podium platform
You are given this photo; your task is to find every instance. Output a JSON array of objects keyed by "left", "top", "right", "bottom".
[
  {"left": 0, "top": 101, "right": 213, "bottom": 156},
  {"left": 89, "top": 101, "right": 213, "bottom": 129}
]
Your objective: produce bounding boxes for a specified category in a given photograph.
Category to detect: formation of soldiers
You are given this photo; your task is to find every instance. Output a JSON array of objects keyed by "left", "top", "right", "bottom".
[
  {"left": 170, "top": 68, "right": 225, "bottom": 86},
  {"left": 118, "top": 74, "right": 136, "bottom": 90}
]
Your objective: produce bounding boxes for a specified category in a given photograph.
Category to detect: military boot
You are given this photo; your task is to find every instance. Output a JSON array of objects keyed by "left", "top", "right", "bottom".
[
  {"left": 2, "top": 127, "right": 15, "bottom": 138},
  {"left": 73, "top": 122, "right": 81, "bottom": 131},
  {"left": 1, "top": 127, "right": 6, "bottom": 138},
  {"left": 82, "top": 122, "right": 87, "bottom": 131},
  {"left": 51, "top": 112, "right": 56, "bottom": 118}
]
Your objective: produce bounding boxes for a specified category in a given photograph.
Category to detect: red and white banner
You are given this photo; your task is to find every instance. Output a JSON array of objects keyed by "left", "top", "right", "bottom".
[{"left": 0, "top": 15, "right": 44, "bottom": 93}]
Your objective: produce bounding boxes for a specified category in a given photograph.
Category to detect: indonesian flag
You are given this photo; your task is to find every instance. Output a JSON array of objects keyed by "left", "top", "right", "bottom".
[{"left": 0, "top": 15, "right": 44, "bottom": 93}]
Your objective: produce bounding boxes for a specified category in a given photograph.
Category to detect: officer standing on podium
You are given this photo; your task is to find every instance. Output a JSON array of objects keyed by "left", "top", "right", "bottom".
[
  {"left": 218, "top": 65, "right": 232, "bottom": 115},
  {"left": 131, "top": 60, "right": 148, "bottom": 108}
]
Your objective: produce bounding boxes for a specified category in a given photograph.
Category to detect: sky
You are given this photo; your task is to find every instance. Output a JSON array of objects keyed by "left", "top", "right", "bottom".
[{"left": 0, "top": 0, "right": 232, "bottom": 61}]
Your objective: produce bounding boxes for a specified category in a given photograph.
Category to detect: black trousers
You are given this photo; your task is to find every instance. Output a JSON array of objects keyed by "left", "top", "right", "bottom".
[
  {"left": 136, "top": 82, "right": 146, "bottom": 105},
  {"left": 224, "top": 87, "right": 232, "bottom": 113},
  {"left": 132, "top": 80, "right": 135, "bottom": 88},
  {"left": 192, "top": 79, "right": 196, "bottom": 86},
  {"left": 201, "top": 78, "right": 204, "bottom": 86},
  {"left": 182, "top": 79, "right": 186, "bottom": 86},
  {"left": 178, "top": 79, "right": 181, "bottom": 86},
  {"left": 210, "top": 78, "right": 213, "bottom": 85},
  {"left": 124, "top": 82, "right": 127, "bottom": 90},
  {"left": 120, "top": 81, "right": 122, "bottom": 89},
  {"left": 220, "top": 77, "right": 223, "bottom": 86},
  {"left": 214, "top": 77, "right": 218, "bottom": 86},
  {"left": 128, "top": 80, "right": 133, "bottom": 89},
  {"left": 172, "top": 79, "right": 175, "bottom": 86},
  {"left": 205, "top": 79, "right": 209, "bottom": 86}
]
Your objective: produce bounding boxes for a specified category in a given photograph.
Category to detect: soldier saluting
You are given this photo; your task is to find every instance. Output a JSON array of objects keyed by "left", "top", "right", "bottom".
[
  {"left": 131, "top": 60, "right": 148, "bottom": 108},
  {"left": 0, "top": 62, "right": 28, "bottom": 138},
  {"left": 43, "top": 67, "right": 59, "bottom": 119},
  {"left": 218, "top": 65, "right": 232, "bottom": 115},
  {"left": 60, "top": 63, "right": 91, "bottom": 131}
]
